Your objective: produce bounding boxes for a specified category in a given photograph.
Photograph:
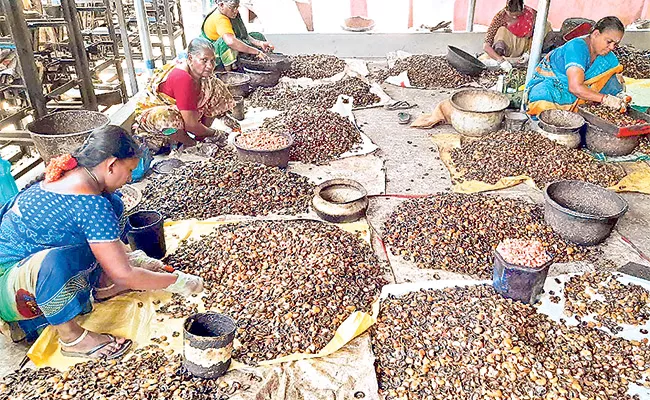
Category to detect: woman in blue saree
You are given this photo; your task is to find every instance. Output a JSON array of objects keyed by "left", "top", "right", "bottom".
[
  {"left": 0, "top": 126, "right": 203, "bottom": 360},
  {"left": 526, "top": 16, "right": 630, "bottom": 116}
]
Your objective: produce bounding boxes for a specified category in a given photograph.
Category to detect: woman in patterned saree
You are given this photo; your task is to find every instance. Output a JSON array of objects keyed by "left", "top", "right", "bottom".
[
  {"left": 0, "top": 126, "right": 203, "bottom": 360},
  {"left": 135, "top": 37, "right": 240, "bottom": 153}
]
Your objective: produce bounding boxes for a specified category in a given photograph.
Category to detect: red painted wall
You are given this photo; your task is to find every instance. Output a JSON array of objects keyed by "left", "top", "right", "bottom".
[{"left": 454, "top": 0, "right": 650, "bottom": 30}]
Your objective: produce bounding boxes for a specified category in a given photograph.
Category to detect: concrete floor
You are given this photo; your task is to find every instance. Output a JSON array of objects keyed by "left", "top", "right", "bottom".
[{"left": 2, "top": 74, "right": 650, "bottom": 388}]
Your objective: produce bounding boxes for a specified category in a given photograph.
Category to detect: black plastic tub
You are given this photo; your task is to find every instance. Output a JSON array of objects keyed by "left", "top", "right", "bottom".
[
  {"left": 183, "top": 313, "right": 236, "bottom": 379},
  {"left": 446, "top": 46, "right": 486, "bottom": 76},
  {"left": 544, "top": 180, "right": 628, "bottom": 246},
  {"left": 234, "top": 132, "right": 293, "bottom": 168},
  {"left": 126, "top": 210, "right": 166, "bottom": 259},
  {"left": 492, "top": 250, "right": 553, "bottom": 305},
  {"left": 243, "top": 67, "right": 281, "bottom": 88},
  {"left": 239, "top": 53, "right": 292, "bottom": 72}
]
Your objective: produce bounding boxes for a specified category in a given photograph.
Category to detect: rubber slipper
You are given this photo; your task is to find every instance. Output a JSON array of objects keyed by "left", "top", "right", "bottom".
[
  {"left": 386, "top": 101, "right": 417, "bottom": 111},
  {"left": 60, "top": 334, "right": 132, "bottom": 360},
  {"left": 398, "top": 112, "right": 412, "bottom": 124}
]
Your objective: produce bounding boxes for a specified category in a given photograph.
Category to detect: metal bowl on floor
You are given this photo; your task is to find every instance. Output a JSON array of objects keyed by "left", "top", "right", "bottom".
[
  {"left": 538, "top": 110, "right": 585, "bottom": 135},
  {"left": 446, "top": 46, "right": 486, "bottom": 77},
  {"left": 585, "top": 124, "right": 640, "bottom": 157},
  {"left": 504, "top": 111, "right": 529, "bottom": 131},
  {"left": 243, "top": 67, "right": 281, "bottom": 88},
  {"left": 450, "top": 89, "right": 510, "bottom": 137},
  {"left": 544, "top": 180, "right": 628, "bottom": 246},
  {"left": 233, "top": 132, "right": 293, "bottom": 168},
  {"left": 239, "top": 53, "right": 292, "bottom": 72},
  {"left": 312, "top": 179, "right": 368, "bottom": 223},
  {"left": 216, "top": 72, "right": 252, "bottom": 97}
]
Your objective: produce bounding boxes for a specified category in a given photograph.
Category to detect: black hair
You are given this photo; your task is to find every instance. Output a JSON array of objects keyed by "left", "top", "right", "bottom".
[
  {"left": 187, "top": 37, "right": 215, "bottom": 57},
  {"left": 506, "top": 0, "right": 524, "bottom": 13},
  {"left": 592, "top": 16, "right": 625, "bottom": 34},
  {"left": 73, "top": 125, "right": 141, "bottom": 168}
]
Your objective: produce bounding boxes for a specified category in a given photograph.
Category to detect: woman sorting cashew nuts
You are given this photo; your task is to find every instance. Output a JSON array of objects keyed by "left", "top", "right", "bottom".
[{"left": 0, "top": 126, "right": 203, "bottom": 360}]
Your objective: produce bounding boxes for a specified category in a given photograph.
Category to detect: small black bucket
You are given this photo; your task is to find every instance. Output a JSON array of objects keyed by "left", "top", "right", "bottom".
[
  {"left": 183, "top": 313, "right": 236, "bottom": 379},
  {"left": 492, "top": 250, "right": 553, "bottom": 304},
  {"left": 126, "top": 210, "right": 166, "bottom": 259}
]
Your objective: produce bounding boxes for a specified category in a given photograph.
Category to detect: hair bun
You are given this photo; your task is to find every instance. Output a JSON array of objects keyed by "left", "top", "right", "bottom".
[{"left": 45, "top": 154, "right": 78, "bottom": 182}]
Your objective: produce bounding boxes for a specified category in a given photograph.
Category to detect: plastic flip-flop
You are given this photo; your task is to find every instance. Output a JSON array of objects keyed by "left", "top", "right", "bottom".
[
  {"left": 60, "top": 332, "right": 133, "bottom": 360},
  {"left": 386, "top": 101, "right": 417, "bottom": 111}
]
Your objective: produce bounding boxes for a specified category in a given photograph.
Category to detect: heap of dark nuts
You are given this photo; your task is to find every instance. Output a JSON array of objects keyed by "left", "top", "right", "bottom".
[
  {"left": 565, "top": 271, "right": 650, "bottom": 333},
  {"left": 283, "top": 54, "right": 347, "bottom": 80},
  {"left": 156, "top": 293, "right": 199, "bottom": 319},
  {"left": 614, "top": 45, "right": 650, "bottom": 80},
  {"left": 0, "top": 346, "right": 253, "bottom": 400},
  {"left": 383, "top": 193, "right": 591, "bottom": 278},
  {"left": 581, "top": 104, "right": 646, "bottom": 127},
  {"left": 639, "top": 135, "right": 650, "bottom": 155},
  {"left": 260, "top": 104, "right": 361, "bottom": 164},
  {"left": 372, "top": 285, "right": 650, "bottom": 400},
  {"left": 383, "top": 55, "right": 500, "bottom": 89},
  {"left": 140, "top": 152, "right": 314, "bottom": 220},
  {"left": 450, "top": 130, "right": 626, "bottom": 188},
  {"left": 165, "top": 220, "right": 387, "bottom": 365},
  {"left": 248, "top": 77, "right": 380, "bottom": 110}
]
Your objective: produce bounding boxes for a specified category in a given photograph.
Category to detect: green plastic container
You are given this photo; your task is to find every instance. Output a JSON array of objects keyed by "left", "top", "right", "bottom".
[{"left": 0, "top": 158, "right": 18, "bottom": 206}]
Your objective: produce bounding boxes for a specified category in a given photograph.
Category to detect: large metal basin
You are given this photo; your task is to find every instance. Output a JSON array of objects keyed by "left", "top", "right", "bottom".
[
  {"left": 585, "top": 124, "right": 640, "bottom": 157},
  {"left": 26, "top": 110, "right": 110, "bottom": 164},
  {"left": 544, "top": 180, "right": 628, "bottom": 246},
  {"left": 312, "top": 179, "right": 368, "bottom": 223},
  {"left": 450, "top": 89, "right": 510, "bottom": 137}
]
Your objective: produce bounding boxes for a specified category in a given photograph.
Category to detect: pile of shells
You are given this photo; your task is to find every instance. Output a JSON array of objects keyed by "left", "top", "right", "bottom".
[
  {"left": 581, "top": 104, "right": 646, "bottom": 127},
  {"left": 383, "top": 193, "right": 591, "bottom": 278},
  {"left": 283, "top": 54, "right": 347, "bottom": 80},
  {"left": 614, "top": 45, "right": 650, "bottom": 80},
  {"left": 155, "top": 293, "right": 199, "bottom": 319},
  {"left": 165, "top": 220, "right": 387, "bottom": 365},
  {"left": 140, "top": 152, "right": 314, "bottom": 220},
  {"left": 235, "top": 129, "right": 290, "bottom": 151},
  {"left": 372, "top": 284, "right": 650, "bottom": 400},
  {"left": 639, "top": 135, "right": 650, "bottom": 155},
  {"left": 248, "top": 77, "right": 381, "bottom": 110},
  {"left": 260, "top": 104, "right": 361, "bottom": 164},
  {"left": 0, "top": 346, "right": 254, "bottom": 399},
  {"left": 565, "top": 271, "right": 650, "bottom": 333},
  {"left": 383, "top": 55, "right": 500, "bottom": 89},
  {"left": 450, "top": 130, "right": 626, "bottom": 188}
]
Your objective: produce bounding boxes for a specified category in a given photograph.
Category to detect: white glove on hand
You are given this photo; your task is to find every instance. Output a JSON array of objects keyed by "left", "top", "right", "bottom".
[
  {"left": 128, "top": 250, "right": 164, "bottom": 272},
  {"left": 500, "top": 60, "right": 514, "bottom": 73},
  {"left": 602, "top": 94, "right": 627, "bottom": 111},
  {"left": 164, "top": 271, "right": 204, "bottom": 297}
]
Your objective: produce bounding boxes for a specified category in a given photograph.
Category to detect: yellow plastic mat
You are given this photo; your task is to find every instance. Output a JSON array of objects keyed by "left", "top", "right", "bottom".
[
  {"left": 432, "top": 134, "right": 650, "bottom": 195},
  {"left": 624, "top": 77, "right": 650, "bottom": 108},
  {"left": 28, "top": 217, "right": 381, "bottom": 370}
]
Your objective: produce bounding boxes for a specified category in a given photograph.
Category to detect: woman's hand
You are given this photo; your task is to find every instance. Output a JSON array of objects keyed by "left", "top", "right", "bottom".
[
  {"left": 127, "top": 250, "right": 164, "bottom": 272},
  {"left": 602, "top": 94, "right": 627, "bottom": 112},
  {"left": 223, "top": 114, "right": 241, "bottom": 132},
  {"left": 164, "top": 271, "right": 204, "bottom": 297},
  {"left": 259, "top": 41, "right": 274, "bottom": 53},
  {"left": 256, "top": 51, "right": 271, "bottom": 61}
]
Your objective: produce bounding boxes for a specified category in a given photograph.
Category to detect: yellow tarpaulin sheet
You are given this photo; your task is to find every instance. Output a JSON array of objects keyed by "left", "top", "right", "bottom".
[
  {"left": 432, "top": 133, "right": 650, "bottom": 195},
  {"left": 28, "top": 217, "right": 381, "bottom": 371},
  {"left": 624, "top": 77, "right": 650, "bottom": 108}
]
